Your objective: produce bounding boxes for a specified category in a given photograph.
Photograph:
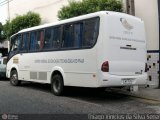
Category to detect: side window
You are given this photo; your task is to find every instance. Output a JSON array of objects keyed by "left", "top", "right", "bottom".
[
  {"left": 44, "top": 28, "right": 52, "bottom": 49},
  {"left": 37, "top": 30, "right": 44, "bottom": 50},
  {"left": 62, "top": 24, "right": 74, "bottom": 48},
  {"left": 83, "top": 18, "right": 99, "bottom": 47},
  {"left": 20, "top": 33, "right": 29, "bottom": 52},
  {"left": 17, "top": 35, "right": 22, "bottom": 50},
  {"left": 9, "top": 34, "right": 21, "bottom": 58},
  {"left": 30, "top": 32, "right": 37, "bottom": 51},
  {"left": 10, "top": 35, "right": 20, "bottom": 52},
  {"left": 74, "top": 23, "right": 83, "bottom": 48},
  {"left": 52, "top": 27, "right": 61, "bottom": 49},
  {"left": 61, "top": 18, "right": 99, "bottom": 50}
]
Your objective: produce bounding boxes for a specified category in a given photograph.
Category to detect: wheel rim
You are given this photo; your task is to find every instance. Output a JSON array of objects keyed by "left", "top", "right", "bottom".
[
  {"left": 11, "top": 73, "right": 17, "bottom": 85},
  {"left": 53, "top": 79, "right": 61, "bottom": 93}
]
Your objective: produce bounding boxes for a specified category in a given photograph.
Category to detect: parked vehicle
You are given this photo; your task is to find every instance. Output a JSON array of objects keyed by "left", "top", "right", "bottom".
[{"left": 0, "top": 56, "right": 7, "bottom": 78}]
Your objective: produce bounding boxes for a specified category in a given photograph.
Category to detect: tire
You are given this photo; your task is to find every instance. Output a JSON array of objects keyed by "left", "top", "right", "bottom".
[
  {"left": 51, "top": 74, "right": 64, "bottom": 96},
  {"left": 10, "top": 70, "right": 21, "bottom": 86}
]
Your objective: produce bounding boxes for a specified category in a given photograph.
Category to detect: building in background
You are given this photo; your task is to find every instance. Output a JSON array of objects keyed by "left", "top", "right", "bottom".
[
  {"left": 124, "top": 0, "right": 159, "bottom": 88},
  {"left": 135, "top": 0, "right": 159, "bottom": 88},
  {"left": 1, "top": 0, "right": 123, "bottom": 24},
  {"left": 0, "top": 0, "right": 8, "bottom": 24},
  {"left": 123, "top": 0, "right": 135, "bottom": 15},
  {"left": 8, "top": 0, "right": 70, "bottom": 23}
]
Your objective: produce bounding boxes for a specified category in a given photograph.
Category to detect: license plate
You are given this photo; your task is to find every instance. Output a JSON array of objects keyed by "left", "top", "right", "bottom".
[{"left": 122, "top": 78, "right": 133, "bottom": 85}]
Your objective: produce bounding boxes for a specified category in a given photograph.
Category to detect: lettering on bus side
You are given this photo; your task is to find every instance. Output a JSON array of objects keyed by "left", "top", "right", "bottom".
[
  {"left": 34, "top": 59, "right": 85, "bottom": 64},
  {"left": 13, "top": 57, "right": 19, "bottom": 64}
]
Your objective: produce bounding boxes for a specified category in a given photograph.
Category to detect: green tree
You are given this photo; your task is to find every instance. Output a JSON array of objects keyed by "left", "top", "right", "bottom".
[
  {"left": 58, "top": 0, "right": 123, "bottom": 20},
  {"left": 0, "top": 22, "right": 3, "bottom": 40},
  {"left": 3, "top": 21, "right": 11, "bottom": 39},
  {"left": 3, "top": 11, "right": 41, "bottom": 39},
  {"left": 0, "top": 22, "right": 7, "bottom": 42}
]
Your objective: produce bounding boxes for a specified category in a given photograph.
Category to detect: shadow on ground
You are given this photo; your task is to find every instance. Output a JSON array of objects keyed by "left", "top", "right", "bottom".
[
  {"left": 19, "top": 82, "right": 130, "bottom": 104},
  {"left": 0, "top": 77, "right": 9, "bottom": 81}
]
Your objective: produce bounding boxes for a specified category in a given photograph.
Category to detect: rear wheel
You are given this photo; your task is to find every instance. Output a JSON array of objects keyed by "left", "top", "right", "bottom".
[
  {"left": 51, "top": 74, "right": 64, "bottom": 96},
  {"left": 10, "top": 70, "right": 21, "bottom": 86}
]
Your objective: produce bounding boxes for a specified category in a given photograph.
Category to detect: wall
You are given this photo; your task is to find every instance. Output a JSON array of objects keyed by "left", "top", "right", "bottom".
[
  {"left": 134, "top": 0, "right": 159, "bottom": 88},
  {"left": 134, "top": 0, "right": 159, "bottom": 50},
  {"left": 9, "top": 0, "right": 69, "bottom": 24},
  {"left": 0, "top": 2, "right": 8, "bottom": 24},
  {"left": 123, "top": 0, "right": 159, "bottom": 88}
]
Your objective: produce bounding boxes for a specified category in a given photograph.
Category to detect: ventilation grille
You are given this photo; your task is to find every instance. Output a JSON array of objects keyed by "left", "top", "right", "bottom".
[
  {"left": 38, "top": 72, "right": 47, "bottom": 80},
  {"left": 30, "top": 72, "right": 47, "bottom": 80},
  {"left": 30, "top": 72, "right": 37, "bottom": 79}
]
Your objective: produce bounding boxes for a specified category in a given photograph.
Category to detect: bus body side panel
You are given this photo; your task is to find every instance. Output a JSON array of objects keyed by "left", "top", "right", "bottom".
[
  {"left": 47, "top": 48, "right": 98, "bottom": 87},
  {"left": 7, "top": 48, "right": 99, "bottom": 87},
  {"left": 97, "top": 13, "right": 147, "bottom": 87},
  {"left": 6, "top": 54, "right": 20, "bottom": 79}
]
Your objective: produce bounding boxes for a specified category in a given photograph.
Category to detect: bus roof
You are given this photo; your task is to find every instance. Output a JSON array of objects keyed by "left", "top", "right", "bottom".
[{"left": 13, "top": 11, "right": 141, "bottom": 36}]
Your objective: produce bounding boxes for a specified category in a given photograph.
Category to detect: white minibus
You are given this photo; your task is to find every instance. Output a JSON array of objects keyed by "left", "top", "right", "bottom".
[{"left": 6, "top": 11, "right": 147, "bottom": 95}]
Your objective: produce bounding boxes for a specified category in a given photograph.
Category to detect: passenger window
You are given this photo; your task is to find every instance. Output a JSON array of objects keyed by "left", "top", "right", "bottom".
[
  {"left": 10, "top": 35, "right": 20, "bottom": 52},
  {"left": 9, "top": 34, "right": 21, "bottom": 58},
  {"left": 37, "top": 30, "right": 44, "bottom": 50},
  {"left": 74, "top": 23, "right": 83, "bottom": 48},
  {"left": 20, "top": 33, "right": 29, "bottom": 52},
  {"left": 52, "top": 27, "right": 61, "bottom": 49},
  {"left": 44, "top": 28, "right": 52, "bottom": 49},
  {"left": 62, "top": 24, "right": 74, "bottom": 48},
  {"left": 30, "top": 32, "right": 37, "bottom": 51},
  {"left": 83, "top": 18, "right": 99, "bottom": 47},
  {"left": 61, "top": 18, "right": 99, "bottom": 49}
]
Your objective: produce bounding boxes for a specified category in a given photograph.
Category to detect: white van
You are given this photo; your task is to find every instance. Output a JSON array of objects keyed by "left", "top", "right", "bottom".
[{"left": 6, "top": 11, "right": 147, "bottom": 95}]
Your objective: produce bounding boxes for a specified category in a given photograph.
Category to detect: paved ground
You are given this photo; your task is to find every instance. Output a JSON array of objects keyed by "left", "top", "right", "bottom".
[
  {"left": 116, "top": 87, "right": 160, "bottom": 101},
  {"left": 0, "top": 79, "right": 160, "bottom": 119}
]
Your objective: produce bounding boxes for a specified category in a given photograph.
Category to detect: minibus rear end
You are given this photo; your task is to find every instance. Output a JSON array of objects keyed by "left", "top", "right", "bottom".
[{"left": 98, "top": 12, "right": 147, "bottom": 88}]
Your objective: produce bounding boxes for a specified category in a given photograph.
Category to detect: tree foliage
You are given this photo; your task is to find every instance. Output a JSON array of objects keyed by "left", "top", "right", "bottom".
[
  {"left": 0, "top": 22, "right": 3, "bottom": 40},
  {"left": 1, "top": 12, "right": 41, "bottom": 40},
  {"left": 58, "top": 0, "right": 123, "bottom": 20},
  {"left": 2, "top": 21, "right": 11, "bottom": 40},
  {"left": 0, "top": 22, "right": 7, "bottom": 42}
]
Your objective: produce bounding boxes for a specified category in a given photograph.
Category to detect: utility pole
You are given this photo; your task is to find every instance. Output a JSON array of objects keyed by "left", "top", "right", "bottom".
[
  {"left": 7, "top": 0, "right": 10, "bottom": 21},
  {"left": 126, "top": 0, "right": 135, "bottom": 16},
  {"left": 158, "top": 0, "right": 160, "bottom": 88}
]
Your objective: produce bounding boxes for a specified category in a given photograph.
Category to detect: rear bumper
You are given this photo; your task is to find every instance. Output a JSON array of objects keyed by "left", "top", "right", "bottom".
[{"left": 99, "top": 73, "right": 147, "bottom": 87}]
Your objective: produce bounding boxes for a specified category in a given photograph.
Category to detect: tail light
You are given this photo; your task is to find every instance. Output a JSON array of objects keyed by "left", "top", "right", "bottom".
[
  {"left": 101, "top": 61, "right": 109, "bottom": 72},
  {"left": 145, "top": 63, "right": 148, "bottom": 72}
]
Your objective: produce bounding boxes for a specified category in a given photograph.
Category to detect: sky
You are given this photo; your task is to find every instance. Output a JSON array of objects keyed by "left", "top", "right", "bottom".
[{"left": 0, "top": 0, "right": 8, "bottom": 24}]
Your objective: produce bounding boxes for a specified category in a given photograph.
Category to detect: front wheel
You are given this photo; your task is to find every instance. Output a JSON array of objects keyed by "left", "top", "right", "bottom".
[
  {"left": 10, "top": 70, "right": 21, "bottom": 86},
  {"left": 51, "top": 74, "right": 64, "bottom": 96}
]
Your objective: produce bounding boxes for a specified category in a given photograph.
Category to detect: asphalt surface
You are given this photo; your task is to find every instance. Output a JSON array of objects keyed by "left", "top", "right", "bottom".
[{"left": 0, "top": 79, "right": 160, "bottom": 119}]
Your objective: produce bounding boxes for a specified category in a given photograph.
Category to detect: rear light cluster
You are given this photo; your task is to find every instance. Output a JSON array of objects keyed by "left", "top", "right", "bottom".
[
  {"left": 101, "top": 61, "right": 109, "bottom": 72},
  {"left": 101, "top": 61, "right": 147, "bottom": 73},
  {"left": 145, "top": 63, "right": 148, "bottom": 72}
]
